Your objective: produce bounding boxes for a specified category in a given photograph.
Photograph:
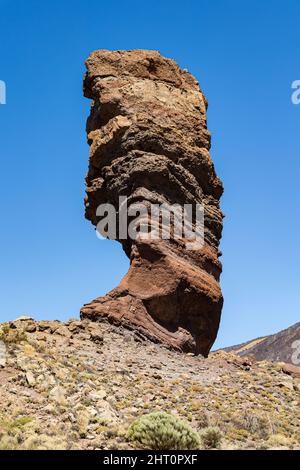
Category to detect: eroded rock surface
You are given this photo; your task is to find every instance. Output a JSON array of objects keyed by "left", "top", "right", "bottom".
[{"left": 81, "top": 50, "right": 224, "bottom": 355}]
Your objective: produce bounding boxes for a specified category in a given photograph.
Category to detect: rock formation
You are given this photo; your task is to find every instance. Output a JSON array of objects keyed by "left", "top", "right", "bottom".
[{"left": 80, "top": 50, "right": 224, "bottom": 356}]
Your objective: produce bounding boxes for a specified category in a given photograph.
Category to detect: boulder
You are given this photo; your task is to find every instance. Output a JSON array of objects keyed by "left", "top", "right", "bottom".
[{"left": 282, "top": 363, "right": 300, "bottom": 378}]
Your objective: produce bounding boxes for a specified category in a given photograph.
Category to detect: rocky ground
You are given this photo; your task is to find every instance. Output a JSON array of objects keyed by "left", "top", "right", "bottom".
[{"left": 0, "top": 317, "right": 299, "bottom": 450}]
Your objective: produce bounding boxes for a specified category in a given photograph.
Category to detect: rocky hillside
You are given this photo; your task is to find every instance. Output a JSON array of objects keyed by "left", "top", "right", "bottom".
[
  {"left": 223, "top": 323, "right": 300, "bottom": 364},
  {"left": 0, "top": 317, "right": 300, "bottom": 450}
]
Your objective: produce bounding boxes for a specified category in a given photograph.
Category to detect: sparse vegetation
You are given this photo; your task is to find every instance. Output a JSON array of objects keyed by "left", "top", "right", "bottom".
[{"left": 0, "top": 318, "right": 299, "bottom": 450}]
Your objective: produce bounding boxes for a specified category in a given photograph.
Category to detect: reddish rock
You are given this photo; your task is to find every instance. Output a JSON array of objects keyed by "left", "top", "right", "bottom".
[
  {"left": 229, "top": 355, "right": 253, "bottom": 369},
  {"left": 80, "top": 50, "right": 224, "bottom": 356},
  {"left": 282, "top": 363, "right": 300, "bottom": 378}
]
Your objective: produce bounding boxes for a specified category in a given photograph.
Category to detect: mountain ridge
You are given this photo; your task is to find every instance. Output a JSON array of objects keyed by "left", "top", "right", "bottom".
[{"left": 222, "top": 322, "right": 300, "bottom": 364}]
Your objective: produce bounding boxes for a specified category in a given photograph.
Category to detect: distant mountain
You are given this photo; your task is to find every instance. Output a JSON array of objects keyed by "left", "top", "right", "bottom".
[{"left": 223, "top": 322, "right": 300, "bottom": 364}]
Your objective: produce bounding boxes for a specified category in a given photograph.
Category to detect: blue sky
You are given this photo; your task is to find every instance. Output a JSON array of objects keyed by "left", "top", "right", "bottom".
[{"left": 0, "top": 0, "right": 299, "bottom": 348}]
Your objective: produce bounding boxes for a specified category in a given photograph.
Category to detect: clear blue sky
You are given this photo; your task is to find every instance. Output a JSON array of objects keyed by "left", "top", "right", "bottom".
[{"left": 0, "top": 0, "right": 299, "bottom": 348}]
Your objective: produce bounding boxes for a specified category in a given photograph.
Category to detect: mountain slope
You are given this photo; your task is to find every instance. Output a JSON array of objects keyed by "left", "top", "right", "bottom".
[
  {"left": 223, "top": 323, "right": 300, "bottom": 363},
  {"left": 0, "top": 317, "right": 300, "bottom": 450}
]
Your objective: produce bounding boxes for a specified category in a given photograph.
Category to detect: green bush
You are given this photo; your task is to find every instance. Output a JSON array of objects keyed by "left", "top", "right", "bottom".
[
  {"left": 127, "top": 412, "right": 200, "bottom": 450},
  {"left": 199, "top": 426, "right": 222, "bottom": 449}
]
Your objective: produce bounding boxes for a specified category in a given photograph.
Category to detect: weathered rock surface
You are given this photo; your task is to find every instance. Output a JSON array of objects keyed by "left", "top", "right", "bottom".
[{"left": 81, "top": 50, "right": 224, "bottom": 355}]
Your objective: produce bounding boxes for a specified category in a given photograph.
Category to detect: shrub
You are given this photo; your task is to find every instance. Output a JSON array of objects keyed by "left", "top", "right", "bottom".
[
  {"left": 0, "top": 325, "right": 27, "bottom": 344},
  {"left": 127, "top": 412, "right": 200, "bottom": 450},
  {"left": 267, "top": 433, "right": 292, "bottom": 449},
  {"left": 197, "top": 411, "right": 209, "bottom": 429},
  {"left": 189, "top": 402, "right": 209, "bottom": 428},
  {"left": 0, "top": 416, "right": 33, "bottom": 432},
  {"left": 199, "top": 426, "right": 222, "bottom": 449},
  {"left": 233, "top": 410, "right": 271, "bottom": 438}
]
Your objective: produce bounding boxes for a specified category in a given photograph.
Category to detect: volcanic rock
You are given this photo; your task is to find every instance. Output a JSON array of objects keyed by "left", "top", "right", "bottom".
[
  {"left": 282, "top": 363, "right": 300, "bottom": 379},
  {"left": 80, "top": 50, "right": 224, "bottom": 355}
]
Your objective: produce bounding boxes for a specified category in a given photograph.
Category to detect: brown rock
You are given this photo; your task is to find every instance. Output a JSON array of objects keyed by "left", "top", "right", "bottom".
[
  {"left": 80, "top": 50, "right": 224, "bottom": 356},
  {"left": 231, "top": 356, "right": 253, "bottom": 369},
  {"left": 282, "top": 363, "right": 300, "bottom": 378}
]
